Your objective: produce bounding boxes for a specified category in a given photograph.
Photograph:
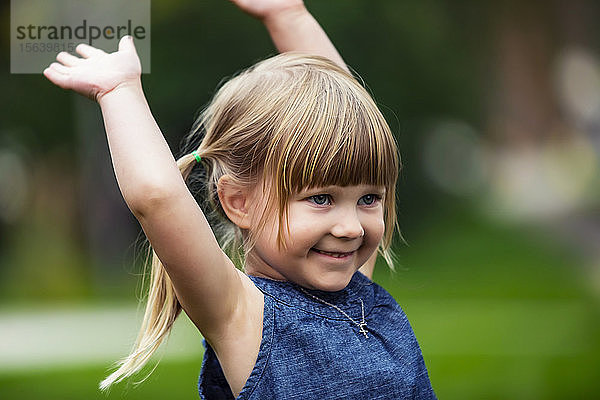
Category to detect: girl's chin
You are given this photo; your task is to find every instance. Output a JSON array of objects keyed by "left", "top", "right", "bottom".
[{"left": 302, "top": 271, "right": 355, "bottom": 292}]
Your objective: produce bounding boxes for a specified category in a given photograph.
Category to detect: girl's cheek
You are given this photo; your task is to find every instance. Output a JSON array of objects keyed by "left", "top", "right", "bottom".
[
  {"left": 294, "top": 224, "right": 319, "bottom": 241},
  {"left": 370, "top": 218, "right": 386, "bottom": 241}
]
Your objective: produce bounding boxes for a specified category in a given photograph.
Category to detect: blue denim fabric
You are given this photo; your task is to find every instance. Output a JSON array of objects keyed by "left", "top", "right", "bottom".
[{"left": 198, "top": 272, "right": 436, "bottom": 399}]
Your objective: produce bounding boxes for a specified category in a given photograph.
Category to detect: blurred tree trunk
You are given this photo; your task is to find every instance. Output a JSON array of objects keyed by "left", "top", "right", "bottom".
[
  {"left": 483, "top": 0, "right": 600, "bottom": 263},
  {"left": 487, "top": 0, "right": 562, "bottom": 148}
]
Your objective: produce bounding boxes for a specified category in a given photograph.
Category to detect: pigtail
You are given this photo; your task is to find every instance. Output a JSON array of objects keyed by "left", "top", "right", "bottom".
[{"left": 99, "top": 154, "right": 198, "bottom": 391}]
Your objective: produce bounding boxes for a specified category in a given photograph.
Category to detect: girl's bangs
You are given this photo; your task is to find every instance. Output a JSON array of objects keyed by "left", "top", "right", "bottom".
[{"left": 278, "top": 103, "right": 398, "bottom": 194}]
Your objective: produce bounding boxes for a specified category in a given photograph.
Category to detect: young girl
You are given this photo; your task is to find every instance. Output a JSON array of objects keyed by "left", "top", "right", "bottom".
[{"left": 43, "top": 1, "right": 436, "bottom": 398}]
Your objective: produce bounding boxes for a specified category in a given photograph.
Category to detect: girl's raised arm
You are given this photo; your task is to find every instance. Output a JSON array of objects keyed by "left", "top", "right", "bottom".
[
  {"left": 44, "top": 36, "right": 255, "bottom": 341},
  {"left": 230, "top": 0, "right": 349, "bottom": 73}
]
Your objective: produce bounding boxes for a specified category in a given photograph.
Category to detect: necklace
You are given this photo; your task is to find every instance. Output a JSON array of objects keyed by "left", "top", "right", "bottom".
[{"left": 299, "top": 287, "right": 369, "bottom": 339}]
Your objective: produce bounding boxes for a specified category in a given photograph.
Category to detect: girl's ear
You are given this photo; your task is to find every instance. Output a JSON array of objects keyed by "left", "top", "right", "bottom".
[{"left": 217, "top": 175, "right": 254, "bottom": 229}]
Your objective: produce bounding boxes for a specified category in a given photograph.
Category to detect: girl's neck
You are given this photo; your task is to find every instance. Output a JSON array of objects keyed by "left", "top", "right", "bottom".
[
  {"left": 245, "top": 271, "right": 288, "bottom": 282},
  {"left": 243, "top": 252, "right": 288, "bottom": 282}
]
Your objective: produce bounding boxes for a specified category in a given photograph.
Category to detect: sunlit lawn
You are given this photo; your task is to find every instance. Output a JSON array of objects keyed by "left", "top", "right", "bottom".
[
  {"left": 0, "top": 359, "right": 202, "bottom": 399},
  {"left": 1, "top": 210, "right": 599, "bottom": 399},
  {"left": 377, "top": 210, "right": 600, "bottom": 399}
]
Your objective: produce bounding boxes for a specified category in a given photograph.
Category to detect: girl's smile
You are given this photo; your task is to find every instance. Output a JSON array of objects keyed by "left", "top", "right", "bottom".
[
  {"left": 311, "top": 248, "right": 357, "bottom": 259},
  {"left": 245, "top": 184, "right": 386, "bottom": 291}
]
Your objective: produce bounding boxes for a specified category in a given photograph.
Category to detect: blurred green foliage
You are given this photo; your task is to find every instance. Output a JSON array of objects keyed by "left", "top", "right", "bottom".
[{"left": 1, "top": 0, "right": 599, "bottom": 399}]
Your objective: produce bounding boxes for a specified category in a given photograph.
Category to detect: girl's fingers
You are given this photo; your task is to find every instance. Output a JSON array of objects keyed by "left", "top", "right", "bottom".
[
  {"left": 49, "top": 61, "right": 70, "bottom": 75},
  {"left": 43, "top": 63, "right": 70, "bottom": 89},
  {"left": 117, "top": 35, "right": 137, "bottom": 54},
  {"left": 56, "top": 51, "right": 82, "bottom": 66},
  {"left": 74, "top": 43, "right": 106, "bottom": 58}
]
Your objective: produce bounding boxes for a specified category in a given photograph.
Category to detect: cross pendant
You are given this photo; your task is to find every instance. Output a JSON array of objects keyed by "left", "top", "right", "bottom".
[{"left": 358, "top": 322, "right": 369, "bottom": 338}]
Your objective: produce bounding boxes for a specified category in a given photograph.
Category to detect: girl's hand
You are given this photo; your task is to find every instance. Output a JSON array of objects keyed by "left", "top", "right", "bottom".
[
  {"left": 229, "top": 0, "right": 305, "bottom": 22},
  {"left": 43, "top": 35, "right": 142, "bottom": 102},
  {"left": 230, "top": 0, "right": 348, "bottom": 73}
]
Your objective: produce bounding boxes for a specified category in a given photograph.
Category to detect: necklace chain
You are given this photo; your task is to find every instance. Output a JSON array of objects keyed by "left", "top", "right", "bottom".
[{"left": 299, "top": 287, "right": 369, "bottom": 338}]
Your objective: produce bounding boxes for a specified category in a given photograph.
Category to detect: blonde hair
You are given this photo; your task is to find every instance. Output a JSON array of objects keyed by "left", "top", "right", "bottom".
[{"left": 100, "top": 53, "right": 400, "bottom": 390}]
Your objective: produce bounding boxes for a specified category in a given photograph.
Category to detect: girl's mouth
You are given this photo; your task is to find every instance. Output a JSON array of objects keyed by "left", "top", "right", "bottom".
[{"left": 311, "top": 248, "right": 355, "bottom": 259}]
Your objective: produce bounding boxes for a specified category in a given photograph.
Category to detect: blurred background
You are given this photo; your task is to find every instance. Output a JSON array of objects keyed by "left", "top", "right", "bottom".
[{"left": 1, "top": 0, "right": 600, "bottom": 398}]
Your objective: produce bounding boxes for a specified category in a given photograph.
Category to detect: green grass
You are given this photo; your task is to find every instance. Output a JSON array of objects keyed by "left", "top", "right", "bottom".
[
  {"left": 373, "top": 210, "right": 600, "bottom": 399},
  {"left": 0, "top": 359, "right": 202, "bottom": 399},
  {"left": 1, "top": 210, "right": 599, "bottom": 399}
]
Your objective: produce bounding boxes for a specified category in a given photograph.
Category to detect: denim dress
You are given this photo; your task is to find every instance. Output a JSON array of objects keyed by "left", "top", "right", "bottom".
[{"left": 198, "top": 271, "right": 437, "bottom": 399}]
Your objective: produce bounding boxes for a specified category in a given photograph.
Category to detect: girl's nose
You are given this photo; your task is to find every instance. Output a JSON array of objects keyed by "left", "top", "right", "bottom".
[{"left": 331, "top": 211, "right": 364, "bottom": 239}]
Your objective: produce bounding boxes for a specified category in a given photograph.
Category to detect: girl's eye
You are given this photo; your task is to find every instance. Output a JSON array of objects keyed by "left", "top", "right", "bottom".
[
  {"left": 359, "top": 194, "right": 381, "bottom": 206},
  {"left": 309, "top": 194, "right": 331, "bottom": 206}
]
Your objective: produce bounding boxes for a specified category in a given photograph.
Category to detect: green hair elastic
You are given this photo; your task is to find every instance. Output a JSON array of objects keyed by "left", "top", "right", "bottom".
[{"left": 192, "top": 151, "right": 202, "bottom": 163}]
